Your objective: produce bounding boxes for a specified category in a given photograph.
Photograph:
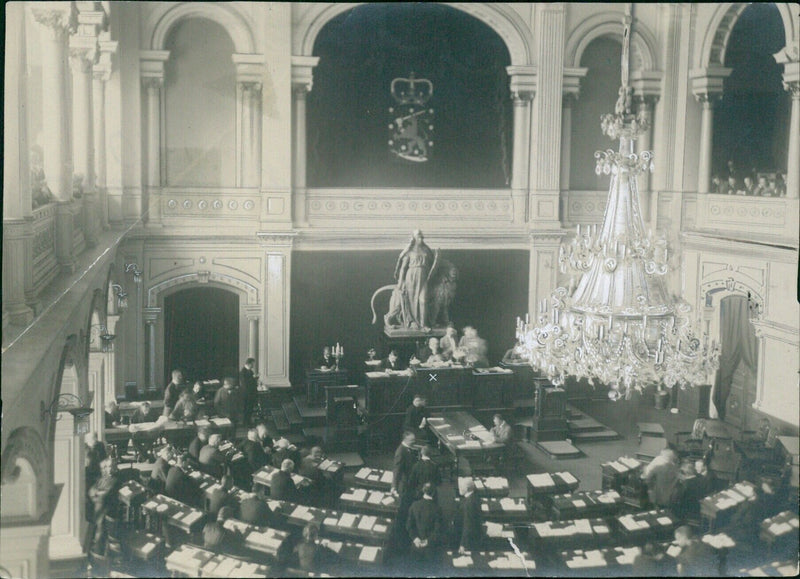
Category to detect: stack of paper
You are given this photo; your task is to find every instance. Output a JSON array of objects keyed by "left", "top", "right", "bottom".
[
  {"left": 608, "top": 461, "right": 626, "bottom": 473},
  {"left": 358, "top": 515, "right": 377, "bottom": 531},
  {"left": 373, "top": 523, "right": 388, "bottom": 533},
  {"left": 572, "top": 499, "right": 586, "bottom": 508},
  {"left": 367, "top": 492, "right": 383, "bottom": 505},
  {"left": 657, "top": 516, "right": 672, "bottom": 526},
  {"left": 594, "top": 524, "right": 610, "bottom": 534},
  {"left": 453, "top": 555, "right": 474, "bottom": 568},
  {"left": 214, "top": 558, "right": 237, "bottom": 577},
  {"left": 323, "top": 517, "right": 338, "bottom": 527},
  {"left": 615, "top": 547, "right": 640, "bottom": 565},
  {"left": 338, "top": 513, "right": 356, "bottom": 528},
  {"left": 356, "top": 467, "right": 371, "bottom": 479},
  {"left": 140, "top": 542, "right": 156, "bottom": 556},
  {"left": 119, "top": 486, "right": 132, "bottom": 497},
  {"left": 320, "top": 540, "right": 343, "bottom": 553},
  {"left": 768, "top": 522, "right": 793, "bottom": 536},
  {"left": 559, "top": 472, "right": 578, "bottom": 485},
  {"left": 182, "top": 511, "right": 203, "bottom": 525},
  {"left": 380, "top": 471, "right": 393, "bottom": 484},
  {"left": 359, "top": 546, "right": 379, "bottom": 563},
  {"left": 574, "top": 519, "right": 591, "bottom": 534},
  {"left": 464, "top": 440, "right": 481, "bottom": 449},
  {"left": 156, "top": 503, "right": 170, "bottom": 514},
  {"left": 619, "top": 456, "right": 640, "bottom": 469},
  {"left": 352, "top": 488, "right": 368, "bottom": 501},
  {"left": 528, "top": 473, "right": 555, "bottom": 487}
]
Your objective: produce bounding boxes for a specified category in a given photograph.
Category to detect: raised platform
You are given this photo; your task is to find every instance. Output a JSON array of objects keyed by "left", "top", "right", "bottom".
[
  {"left": 384, "top": 327, "right": 446, "bottom": 339},
  {"left": 293, "top": 396, "right": 326, "bottom": 421},
  {"left": 536, "top": 440, "right": 583, "bottom": 460},
  {"left": 571, "top": 429, "right": 622, "bottom": 442}
]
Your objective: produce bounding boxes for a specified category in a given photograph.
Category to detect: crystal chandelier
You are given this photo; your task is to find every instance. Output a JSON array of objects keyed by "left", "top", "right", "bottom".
[{"left": 514, "top": 9, "right": 719, "bottom": 400}]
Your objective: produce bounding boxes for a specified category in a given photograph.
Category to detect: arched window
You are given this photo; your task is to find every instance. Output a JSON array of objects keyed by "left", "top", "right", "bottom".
[
  {"left": 164, "top": 18, "right": 237, "bottom": 187},
  {"left": 570, "top": 37, "right": 622, "bottom": 191}
]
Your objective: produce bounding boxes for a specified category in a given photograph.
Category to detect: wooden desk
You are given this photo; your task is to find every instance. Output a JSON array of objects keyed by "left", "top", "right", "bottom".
[
  {"left": 614, "top": 509, "right": 676, "bottom": 543},
  {"left": 125, "top": 530, "right": 164, "bottom": 563},
  {"left": 740, "top": 560, "right": 800, "bottom": 577},
  {"left": 699, "top": 480, "right": 758, "bottom": 531},
  {"left": 483, "top": 521, "right": 519, "bottom": 550},
  {"left": 141, "top": 494, "right": 206, "bottom": 534},
  {"left": 267, "top": 500, "right": 392, "bottom": 545},
  {"left": 165, "top": 544, "right": 271, "bottom": 577},
  {"left": 548, "top": 489, "right": 623, "bottom": 520},
  {"left": 222, "top": 518, "right": 291, "bottom": 558},
  {"left": 636, "top": 436, "right": 668, "bottom": 462},
  {"left": 561, "top": 545, "right": 641, "bottom": 572},
  {"left": 470, "top": 367, "right": 515, "bottom": 410},
  {"left": 306, "top": 369, "right": 348, "bottom": 406},
  {"left": 118, "top": 480, "right": 148, "bottom": 523},
  {"left": 353, "top": 467, "right": 393, "bottom": 492},
  {"left": 318, "top": 538, "right": 384, "bottom": 567},
  {"left": 529, "top": 518, "right": 613, "bottom": 551},
  {"left": 478, "top": 497, "right": 529, "bottom": 522},
  {"left": 525, "top": 472, "right": 580, "bottom": 506},
  {"left": 447, "top": 550, "right": 536, "bottom": 576},
  {"left": 338, "top": 487, "right": 398, "bottom": 516},
  {"left": 600, "top": 456, "right": 642, "bottom": 491},
  {"left": 759, "top": 510, "right": 799, "bottom": 549},
  {"left": 457, "top": 476, "right": 509, "bottom": 498},
  {"left": 427, "top": 411, "right": 505, "bottom": 472},
  {"left": 252, "top": 465, "right": 312, "bottom": 496},
  {"left": 637, "top": 422, "right": 665, "bottom": 438}
]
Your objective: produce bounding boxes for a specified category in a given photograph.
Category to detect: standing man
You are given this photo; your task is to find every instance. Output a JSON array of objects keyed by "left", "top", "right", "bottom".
[
  {"left": 403, "top": 395, "right": 431, "bottom": 442},
  {"left": 407, "top": 482, "right": 444, "bottom": 568},
  {"left": 239, "top": 358, "right": 258, "bottom": 426},
  {"left": 391, "top": 431, "right": 418, "bottom": 554},
  {"left": 213, "top": 378, "right": 243, "bottom": 426},
  {"left": 408, "top": 445, "right": 441, "bottom": 499},
  {"left": 163, "top": 369, "right": 186, "bottom": 417},
  {"left": 455, "top": 478, "right": 484, "bottom": 554}
]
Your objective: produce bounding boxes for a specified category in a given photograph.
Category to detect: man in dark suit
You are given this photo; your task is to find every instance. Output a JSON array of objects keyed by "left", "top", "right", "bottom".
[
  {"left": 407, "top": 482, "right": 444, "bottom": 566},
  {"left": 381, "top": 349, "right": 406, "bottom": 372},
  {"left": 270, "top": 458, "right": 298, "bottom": 502},
  {"left": 317, "top": 346, "right": 336, "bottom": 370},
  {"left": 408, "top": 445, "right": 441, "bottom": 499},
  {"left": 199, "top": 433, "right": 227, "bottom": 479},
  {"left": 298, "top": 446, "right": 326, "bottom": 506},
  {"left": 403, "top": 395, "right": 431, "bottom": 443},
  {"left": 130, "top": 401, "right": 160, "bottom": 424},
  {"left": 165, "top": 454, "right": 202, "bottom": 508},
  {"left": 203, "top": 506, "right": 242, "bottom": 556},
  {"left": 238, "top": 492, "right": 274, "bottom": 526},
  {"left": 213, "top": 378, "right": 243, "bottom": 425},
  {"left": 271, "top": 438, "right": 300, "bottom": 469},
  {"left": 240, "top": 428, "right": 270, "bottom": 472},
  {"left": 239, "top": 358, "right": 259, "bottom": 426},
  {"left": 455, "top": 479, "right": 484, "bottom": 553},
  {"left": 188, "top": 428, "right": 209, "bottom": 461},
  {"left": 163, "top": 369, "right": 186, "bottom": 417},
  {"left": 207, "top": 475, "right": 236, "bottom": 518},
  {"left": 392, "top": 431, "right": 418, "bottom": 553}
]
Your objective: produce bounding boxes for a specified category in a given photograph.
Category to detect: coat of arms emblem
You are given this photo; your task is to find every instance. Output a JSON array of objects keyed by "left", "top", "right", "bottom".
[{"left": 388, "top": 72, "right": 434, "bottom": 163}]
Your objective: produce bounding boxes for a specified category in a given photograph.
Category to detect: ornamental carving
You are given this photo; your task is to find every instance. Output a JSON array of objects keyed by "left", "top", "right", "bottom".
[
  {"left": 34, "top": 227, "right": 56, "bottom": 260},
  {"left": 306, "top": 194, "right": 512, "bottom": 220}
]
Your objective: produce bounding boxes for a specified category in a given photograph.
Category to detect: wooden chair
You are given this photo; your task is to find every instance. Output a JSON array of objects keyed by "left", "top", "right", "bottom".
[
  {"left": 675, "top": 419, "right": 712, "bottom": 460},
  {"left": 708, "top": 438, "right": 742, "bottom": 486}
]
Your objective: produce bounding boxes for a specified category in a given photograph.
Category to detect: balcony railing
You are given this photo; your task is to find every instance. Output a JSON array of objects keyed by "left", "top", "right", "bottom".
[{"left": 32, "top": 202, "right": 58, "bottom": 294}]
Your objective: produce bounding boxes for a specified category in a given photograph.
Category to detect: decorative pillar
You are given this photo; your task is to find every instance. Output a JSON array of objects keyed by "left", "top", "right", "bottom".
[
  {"left": 30, "top": 3, "right": 73, "bottom": 202},
  {"left": 234, "top": 54, "right": 264, "bottom": 188},
  {"left": 69, "top": 39, "right": 98, "bottom": 247},
  {"left": 103, "top": 314, "right": 120, "bottom": 416},
  {"left": 560, "top": 67, "right": 587, "bottom": 194},
  {"left": 244, "top": 307, "right": 260, "bottom": 369},
  {"left": 256, "top": 232, "right": 297, "bottom": 387},
  {"left": 690, "top": 68, "right": 730, "bottom": 193},
  {"left": 506, "top": 66, "right": 537, "bottom": 225},
  {"left": 143, "top": 307, "right": 160, "bottom": 390},
  {"left": 140, "top": 51, "right": 170, "bottom": 225},
  {"left": 528, "top": 232, "right": 566, "bottom": 319},
  {"left": 3, "top": 3, "right": 34, "bottom": 325},
  {"left": 775, "top": 49, "right": 800, "bottom": 198},
  {"left": 291, "top": 56, "right": 319, "bottom": 227},
  {"left": 529, "top": 5, "right": 565, "bottom": 228},
  {"left": 93, "top": 34, "right": 117, "bottom": 230},
  {"left": 631, "top": 70, "right": 662, "bottom": 219}
]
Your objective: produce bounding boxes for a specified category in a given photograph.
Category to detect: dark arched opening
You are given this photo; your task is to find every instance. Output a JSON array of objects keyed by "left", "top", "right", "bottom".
[
  {"left": 712, "top": 3, "right": 789, "bottom": 184},
  {"left": 308, "top": 2, "right": 512, "bottom": 188},
  {"left": 163, "top": 286, "right": 239, "bottom": 384}
]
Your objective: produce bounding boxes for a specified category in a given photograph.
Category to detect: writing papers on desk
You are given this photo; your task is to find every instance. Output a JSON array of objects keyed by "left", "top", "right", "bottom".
[
  {"left": 354, "top": 467, "right": 393, "bottom": 491},
  {"left": 339, "top": 487, "right": 398, "bottom": 515},
  {"left": 458, "top": 476, "right": 510, "bottom": 497},
  {"left": 479, "top": 497, "right": 529, "bottom": 522},
  {"left": 165, "top": 544, "right": 270, "bottom": 577}
]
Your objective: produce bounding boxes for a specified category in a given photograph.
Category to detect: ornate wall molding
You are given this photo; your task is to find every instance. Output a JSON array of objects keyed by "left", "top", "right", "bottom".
[
  {"left": 560, "top": 190, "right": 608, "bottom": 224},
  {"left": 147, "top": 271, "right": 259, "bottom": 307},
  {"left": 565, "top": 11, "right": 659, "bottom": 71},
  {"left": 294, "top": 3, "right": 533, "bottom": 65},
  {"left": 688, "top": 195, "right": 798, "bottom": 246},
  {"left": 161, "top": 189, "right": 261, "bottom": 218},
  {"left": 305, "top": 189, "right": 514, "bottom": 223}
]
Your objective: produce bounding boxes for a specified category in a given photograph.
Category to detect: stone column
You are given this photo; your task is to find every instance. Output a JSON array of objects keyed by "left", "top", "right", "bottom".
[
  {"left": 528, "top": 232, "right": 566, "bottom": 319},
  {"left": 561, "top": 67, "right": 588, "bottom": 194},
  {"left": 690, "top": 68, "right": 730, "bottom": 193},
  {"left": 633, "top": 94, "right": 659, "bottom": 221},
  {"left": 246, "top": 311, "right": 260, "bottom": 365},
  {"left": 234, "top": 54, "right": 264, "bottom": 188},
  {"left": 257, "top": 232, "right": 297, "bottom": 388},
  {"left": 506, "top": 66, "right": 537, "bottom": 225},
  {"left": 291, "top": 56, "right": 319, "bottom": 227},
  {"left": 93, "top": 35, "right": 117, "bottom": 230},
  {"left": 30, "top": 3, "right": 73, "bottom": 202},
  {"left": 103, "top": 314, "right": 120, "bottom": 413},
  {"left": 4, "top": 4, "right": 34, "bottom": 325},
  {"left": 785, "top": 81, "right": 800, "bottom": 198},
  {"left": 69, "top": 45, "right": 98, "bottom": 247},
  {"left": 140, "top": 51, "right": 170, "bottom": 226},
  {"left": 529, "top": 5, "right": 565, "bottom": 229},
  {"left": 143, "top": 308, "right": 160, "bottom": 391}
]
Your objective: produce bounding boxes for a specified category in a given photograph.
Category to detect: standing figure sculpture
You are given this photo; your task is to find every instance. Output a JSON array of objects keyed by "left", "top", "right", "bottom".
[
  {"left": 372, "top": 230, "right": 458, "bottom": 333},
  {"left": 394, "top": 230, "right": 435, "bottom": 330}
]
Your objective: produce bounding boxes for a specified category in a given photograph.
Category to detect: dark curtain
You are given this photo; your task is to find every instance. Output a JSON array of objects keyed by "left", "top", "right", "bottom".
[{"left": 712, "top": 295, "right": 758, "bottom": 419}]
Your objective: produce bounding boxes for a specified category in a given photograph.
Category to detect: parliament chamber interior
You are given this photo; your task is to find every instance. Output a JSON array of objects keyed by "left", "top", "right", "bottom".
[{"left": 2, "top": 2, "right": 799, "bottom": 578}]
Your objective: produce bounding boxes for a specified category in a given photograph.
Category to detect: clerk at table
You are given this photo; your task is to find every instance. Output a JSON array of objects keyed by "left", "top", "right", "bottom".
[
  {"left": 169, "top": 389, "right": 200, "bottom": 422},
  {"left": 490, "top": 414, "right": 512, "bottom": 444},
  {"left": 131, "top": 400, "right": 160, "bottom": 424},
  {"left": 381, "top": 349, "right": 407, "bottom": 372},
  {"left": 317, "top": 346, "right": 337, "bottom": 370}
]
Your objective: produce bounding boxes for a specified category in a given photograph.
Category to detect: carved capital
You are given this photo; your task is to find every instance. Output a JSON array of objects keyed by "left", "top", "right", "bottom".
[
  {"left": 512, "top": 90, "right": 535, "bottom": 104},
  {"left": 784, "top": 80, "right": 800, "bottom": 98},
  {"left": 29, "top": 3, "right": 75, "bottom": 33},
  {"left": 292, "top": 55, "right": 320, "bottom": 94},
  {"left": 142, "top": 307, "right": 161, "bottom": 324},
  {"left": 239, "top": 81, "right": 263, "bottom": 95},
  {"left": 69, "top": 46, "right": 96, "bottom": 73},
  {"left": 507, "top": 65, "right": 537, "bottom": 103},
  {"left": 142, "top": 77, "right": 163, "bottom": 91},
  {"left": 693, "top": 91, "right": 722, "bottom": 106}
]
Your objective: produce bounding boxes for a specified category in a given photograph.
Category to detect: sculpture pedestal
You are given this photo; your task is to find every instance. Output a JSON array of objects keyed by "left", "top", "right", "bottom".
[
  {"left": 530, "top": 377, "right": 568, "bottom": 442},
  {"left": 380, "top": 326, "right": 446, "bottom": 362}
]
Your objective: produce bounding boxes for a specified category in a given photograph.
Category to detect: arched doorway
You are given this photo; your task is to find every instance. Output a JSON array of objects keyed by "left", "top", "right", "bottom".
[
  {"left": 712, "top": 294, "right": 759, "bottom": 429},
  {"left": 163, "top": 286, "right": 240, "bottom": 384}
]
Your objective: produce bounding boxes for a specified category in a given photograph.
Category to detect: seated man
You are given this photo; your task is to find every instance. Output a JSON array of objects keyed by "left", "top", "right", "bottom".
[
  {"left": 317, "top": 346, "right": 337, "bottom": 370},
  {"left": 188, "top": 428, "right": 210, "bottom": 461},
  {"left": 271, "top": 438, "right": 300, "bottom": 469},
  {"left": 104, "top": 401, "right": 121, "bottom": 428},
  {"left": 673, "top": 525, "right": 716, "bottom": 576},
  {"left": 270, "top": 458, "right": 299, "bottom": 502},
  {"left": 238, "top": 491, "right": 274, "bottom": 526},
  {"left": 298, "top": 446, "right": 328, "bottom": 506},
  {"left": 163, "top": 369, "right": 187, "bottom": 418},
  {"left": 459, "top": 326, "right": 489, "bottom": 368},
  {"left": 675, "top": 458, "right": 715, "bottom": 520},
  {"left": 203, "top": 506, "right": 242, "bottom": 556},
  {"left": 213, "top": 378, "right": 243, "bottom": 425},
  {"left": 240, "top": 428, "right": 270, "bottom": 472},
  {"left": 199, "top": 433, "right": 227, "bottom": 478},
  {"left": 131, "top": 401, "right": 160, "bottom": 424},
  {"left": 207, "top": 475, "right": 236, "bottom": 518},
  {"left": 411, "top": 337, "right": 445, "bottom": 366},
  {"left": 403, "top": 395, "right": 431, "bottom": 442},
  {"left": 381, "top": 349, "right": 407, "bottom": 372},
  {"left": 169, "top": 389, "right": 199, "bottom": 422},
  {"left": 165, "top": 453, "right": 203, "bottom": 508},
  {"left": 87, "top": 458, "right": 120, "bottom": 554},
  {"left": 439, "top": 326, "right": 459, "bottom": 361},
  {"left": 490, "top": 414, "right": 512, "bottom": 444},
  {"left": 294, "top": 523, "right": 340, "bottom": 572}
]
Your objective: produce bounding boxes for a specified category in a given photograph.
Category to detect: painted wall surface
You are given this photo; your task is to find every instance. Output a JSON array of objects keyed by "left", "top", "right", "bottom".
[
  {"left": 290, "top": 249, "right": 529, "bottom": 385},
  {"left": 164, "top": 18, "right": 237, "bottom": 187}
]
